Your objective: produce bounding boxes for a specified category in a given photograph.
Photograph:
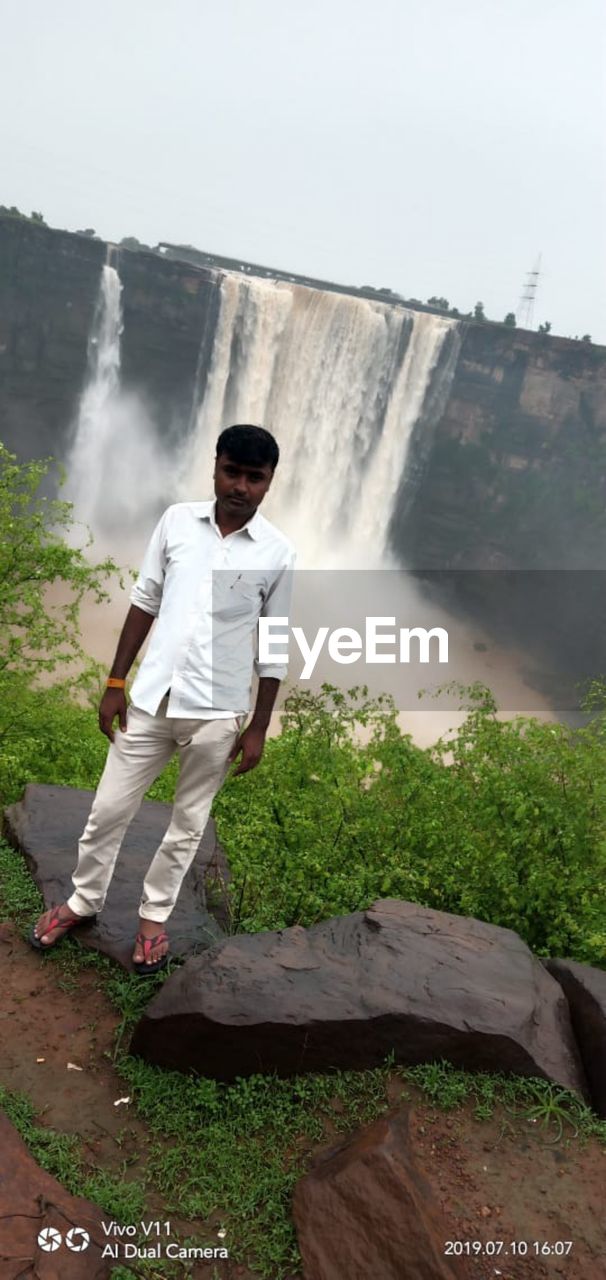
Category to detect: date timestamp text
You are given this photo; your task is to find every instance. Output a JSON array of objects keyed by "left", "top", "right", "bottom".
[{"left": 444, "top": 1241, "right": 573, "bottom": 1258}]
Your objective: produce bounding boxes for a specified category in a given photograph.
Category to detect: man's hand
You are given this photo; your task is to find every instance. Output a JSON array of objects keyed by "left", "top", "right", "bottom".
[
  {"left": 228, "top": 724, "right": 266, "bottom": 775},
  {"left": 97, "top": 606, "right": 154, "bottom": 743},
  {"left": 99, "top": 688, "right": 128, "bottom": 743}
]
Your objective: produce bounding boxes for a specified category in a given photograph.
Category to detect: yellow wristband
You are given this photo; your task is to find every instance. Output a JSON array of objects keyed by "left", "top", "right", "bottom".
[{"left": 106, "top": 678, "right": 126, "bottom": 689}]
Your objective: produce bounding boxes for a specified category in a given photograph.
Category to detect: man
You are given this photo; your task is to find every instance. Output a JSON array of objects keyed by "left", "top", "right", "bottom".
[{"left": 30, "top": 424, "right": 295, "bottom": 975}]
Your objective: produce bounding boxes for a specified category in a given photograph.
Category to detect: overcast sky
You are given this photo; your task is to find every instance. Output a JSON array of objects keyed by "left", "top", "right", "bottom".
[{"left": 2, "top": 0, "right": 604, "bottom": 341}]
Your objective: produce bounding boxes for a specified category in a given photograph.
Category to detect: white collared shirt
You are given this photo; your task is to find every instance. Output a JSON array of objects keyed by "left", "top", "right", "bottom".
[{"left": 128, "top": 500, "right": 296, "bottom": 718}]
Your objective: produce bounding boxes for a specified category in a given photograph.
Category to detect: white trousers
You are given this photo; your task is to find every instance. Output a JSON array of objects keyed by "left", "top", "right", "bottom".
[{"left": 66, "top": 694, "right": 242, "bottom": 924}]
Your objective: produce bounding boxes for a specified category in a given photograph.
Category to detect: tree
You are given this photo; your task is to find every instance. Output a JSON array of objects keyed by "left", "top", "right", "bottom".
[
  {"left": 474, "top": 301, "right": 486, "bottom": 322},
  {"left": 0, "top": 444, "right": 126, "bottom": 686},
  {"left": 120, "top": 235, "right": 151, "bottom": 252},
  {"left": 503, "top": 312, "right": 517, "bottom": 328},
  {"left": 427, "top": 296, "right": 450, "bottom": 311},
  {"left": 582, "top": 334, "right": 592, "bottom": 344},
  {"left": 538, "top": 321, "right": 552, "bottom": 333},
  {"left": 76, "top": 228, "right": 97, "bottom": 238},
  {"left": 0, "top": 206, "right": 45, "bottom": 224}
]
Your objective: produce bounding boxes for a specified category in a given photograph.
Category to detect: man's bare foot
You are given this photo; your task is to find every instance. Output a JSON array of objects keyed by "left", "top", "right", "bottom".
[
  {"left": 132, "top": 917, "right": 170, "bottom": 966},
  {"left": 32, "top": 903, "right": 87, "bottom": 947}
]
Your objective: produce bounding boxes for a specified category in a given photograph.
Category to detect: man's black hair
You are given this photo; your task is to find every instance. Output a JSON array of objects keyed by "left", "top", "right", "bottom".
[{"left": 216, "top": 424, "right": 279, "bottom": 471}]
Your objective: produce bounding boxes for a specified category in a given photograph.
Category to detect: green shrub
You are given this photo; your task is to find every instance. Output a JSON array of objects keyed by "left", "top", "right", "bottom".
[
  {"left": 0, "top": 668, "right": 179, "bottom": 808},
  {"left": 213, "top": 682, "right": 606, "bottom": 964}
]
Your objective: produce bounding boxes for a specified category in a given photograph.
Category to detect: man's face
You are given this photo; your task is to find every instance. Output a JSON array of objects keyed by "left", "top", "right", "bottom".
[{"left": 213, "top": 451, "right": 274, "bottom": 520}]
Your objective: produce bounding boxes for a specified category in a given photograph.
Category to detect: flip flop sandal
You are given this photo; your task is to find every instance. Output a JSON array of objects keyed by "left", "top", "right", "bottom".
[
  {"left": 132, "top": 930, "right": 170, "bottom": 977},
  {"left": 28, "top": 906, "right": 97, "bottom": 951}
]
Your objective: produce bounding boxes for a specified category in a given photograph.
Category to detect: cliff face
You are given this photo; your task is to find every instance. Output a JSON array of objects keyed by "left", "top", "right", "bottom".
[
  {"left": 390, "top": 323, "right": 606, "bottom": 571},
  {"left": 0, "top": 218, "right": 104, "bottom": 459},
  {"left": 387, "top": 324, "right": 606, "bottom": 693},
  {"left": 0, "top": 218, "right": 220, "bottom": 461},
  {"left": 117, "top": 247, "right": 220, "bottom": 446}
]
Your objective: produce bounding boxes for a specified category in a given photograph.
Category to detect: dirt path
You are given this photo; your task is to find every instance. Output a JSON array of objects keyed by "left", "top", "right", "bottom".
[{"left": 0, "top": 919, "right": 147, "bottom": 1168}]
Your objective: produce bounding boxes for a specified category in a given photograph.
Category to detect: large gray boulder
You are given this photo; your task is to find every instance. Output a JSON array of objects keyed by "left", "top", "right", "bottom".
[
  {"left": 129, "top": 898, "right": 588, "bottom": 1095},
  {"left": 292, "top": 1106, "right": 468, "bottom": 1280},
  {"left": 545, "top": 957, "right": 606, "bottom": 1118},
  {"left": 4, "top": 782, "right": 228, "bottom": 969}
]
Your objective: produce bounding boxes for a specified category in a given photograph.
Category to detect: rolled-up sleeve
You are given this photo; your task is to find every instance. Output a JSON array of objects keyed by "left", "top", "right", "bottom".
[
  {"left": 129, "top": 509, "right": 169, "bottom": 617},
  {"left": 254, "top": 551, "right": 296, "bottom": 680}
]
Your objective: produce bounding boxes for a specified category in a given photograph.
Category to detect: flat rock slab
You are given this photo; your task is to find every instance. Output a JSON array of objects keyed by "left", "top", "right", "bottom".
[
  {"left": 0, "top": 1110, "right": 111, "bottom": 1278},
  {"left": 545, "top": 957, "right": 606, "bottom": 1118},
  {"left": 4, "top": 783, "right": 226, "bottom": 970},
  {"left": 293, "top": 1106, "right": 468, "bottom": 1280},
  {"left": 129, "top": 898, "right": 587, "bottom": 1095}
]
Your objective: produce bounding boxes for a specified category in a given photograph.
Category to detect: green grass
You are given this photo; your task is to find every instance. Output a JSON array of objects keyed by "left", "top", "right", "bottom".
[
  {"left": 404, "top": 1059, "right": 606, "bottom": 1140},
  {"left": 0, "top": 1085, "right": 146, "bottom": 1221},
  {"left": 0, "top": 836, "right": 43, "bottom": 918},
  {"left": 110, "top": 1054, "right": 392, "bottom": 1276}
]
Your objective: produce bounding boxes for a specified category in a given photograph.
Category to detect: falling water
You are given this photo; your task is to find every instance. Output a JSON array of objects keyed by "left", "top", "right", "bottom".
[
  {"left": 65, "top": 261, "right": 123, "bottom": 535},
  {"left": 178, "top": 273, "right": 459, "bottom": 567},
  {"left": 65, "top": 254, "right": 175, "bottom": 549}
]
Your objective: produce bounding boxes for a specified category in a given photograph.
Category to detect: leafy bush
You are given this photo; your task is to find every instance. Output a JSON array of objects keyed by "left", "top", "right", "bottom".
[
  {"left": 0, "top": 667, "right": 180, "bottom": 810},
  {"left": 214, "top": 682, "right": 606, "bottom": 965},
  {"left": 0, "top": 443, "right": 124, "bottom": 682},
  {"left": 0, "top": 444, "right": 159, "bottom": 806}
]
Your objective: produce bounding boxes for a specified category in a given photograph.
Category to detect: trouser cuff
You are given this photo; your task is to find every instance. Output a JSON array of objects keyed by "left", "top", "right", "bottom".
[
  {"left": 138, "top": 908, "right": 172, "bottom": 924},
  {"left": 66, "top": 891, "right": 103, "bottom": 917}
]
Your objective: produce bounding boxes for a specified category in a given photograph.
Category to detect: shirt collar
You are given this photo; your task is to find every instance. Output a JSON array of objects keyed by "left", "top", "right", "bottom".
[{"left": 193, "top": 499, "right": 261, "bottom": 540}]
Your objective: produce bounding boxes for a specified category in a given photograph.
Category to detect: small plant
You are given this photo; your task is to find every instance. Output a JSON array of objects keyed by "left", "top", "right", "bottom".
[
  {"left": 403, "top": 1060, "right": 471, "bottom": 1109},
  {"left": 514, "top": 1081, "right": 585, "bottom": 1143}
]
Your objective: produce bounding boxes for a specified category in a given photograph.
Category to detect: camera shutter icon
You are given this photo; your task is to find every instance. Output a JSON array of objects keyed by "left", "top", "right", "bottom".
[
  {"left": 37, "top": 1227, "right": 62, "bottom": 1252},
  {"left": 66, "top": 1227, "right": 91, "bottom": 1251}
]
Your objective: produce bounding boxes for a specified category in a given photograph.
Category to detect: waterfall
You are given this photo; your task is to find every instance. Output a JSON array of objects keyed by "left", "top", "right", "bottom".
[
  {"left": 65, "top": 253, "right": 174, "bottom": 548},
  {"left": 67, "top": 261, "right": 459, "bottom": 571},
  {"left": 65, "top": 260, "right": 123, "bottom": 536},
  {"left": 178, "top": 273, "right": 459, "bottom": 568}
]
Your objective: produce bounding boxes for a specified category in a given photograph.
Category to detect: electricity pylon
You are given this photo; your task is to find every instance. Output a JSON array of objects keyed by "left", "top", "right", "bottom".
[{"left": 516, "top": 254, "right": 542, "bottom": 329}]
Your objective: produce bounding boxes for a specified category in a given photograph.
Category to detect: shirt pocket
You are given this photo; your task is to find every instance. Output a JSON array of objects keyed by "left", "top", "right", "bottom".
[{"left": 213, "top": 574, "right": 263, "bottom": 619}]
